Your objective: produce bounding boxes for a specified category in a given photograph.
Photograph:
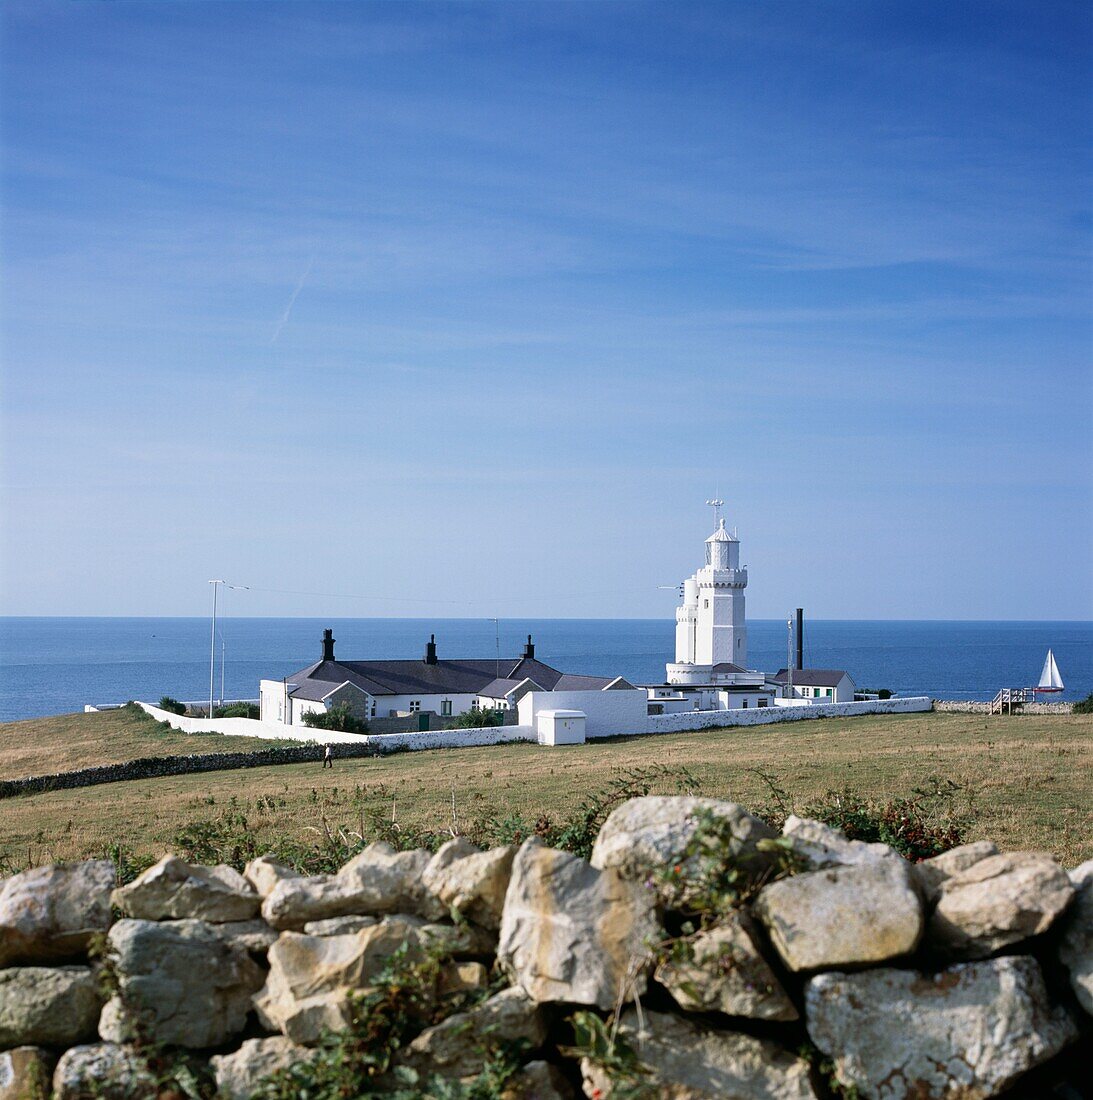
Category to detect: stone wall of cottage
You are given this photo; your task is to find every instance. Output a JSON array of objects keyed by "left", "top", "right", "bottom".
[{"left": 1, "top": 798, "right": 1089, "bottom": 1099}]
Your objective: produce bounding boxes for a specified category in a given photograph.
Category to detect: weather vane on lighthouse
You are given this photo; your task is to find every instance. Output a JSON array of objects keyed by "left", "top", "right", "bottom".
[{"left": 706, "top": 498, "right": 724, "bottom": 527}]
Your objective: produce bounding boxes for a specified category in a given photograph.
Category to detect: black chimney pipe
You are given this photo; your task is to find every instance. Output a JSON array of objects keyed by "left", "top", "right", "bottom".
[
  {"left": 321, "top": 628, "right": 336, "bottom": 662},
  {"left": 523, "top": 634, "right": 535, "bottom": 660},
  {"left": 796, "top": 609, "right": 804, "bottom": 671},
  {"left": 424, "top": 634, "right": 438, "bottom": 665}
]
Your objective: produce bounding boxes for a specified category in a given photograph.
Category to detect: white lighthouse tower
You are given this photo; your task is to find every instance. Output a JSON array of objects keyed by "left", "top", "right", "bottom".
[{"left": 666, "top": 511, "right": 750, "bottom": 685}]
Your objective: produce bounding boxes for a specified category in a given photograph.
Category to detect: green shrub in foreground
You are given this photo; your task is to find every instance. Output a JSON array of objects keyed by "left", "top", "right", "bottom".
[
  {"left": 1073, "top": 693, "right": 1093, "bottom": 715},
  {"left": 157, "top": 696, "right": 187, "bottom": 715}
]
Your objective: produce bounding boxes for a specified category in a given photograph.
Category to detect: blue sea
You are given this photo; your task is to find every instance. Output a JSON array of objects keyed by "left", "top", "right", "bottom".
[{"left": 0, "top": 618, "right": 1090, "bottom": 723}]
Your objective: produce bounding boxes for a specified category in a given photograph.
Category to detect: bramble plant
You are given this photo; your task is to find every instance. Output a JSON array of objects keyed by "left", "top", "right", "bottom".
[
  {"left": 476, "top": 765, "right": 699, "bottom": 859},
  {"left": 653, "top": 806, "right": 800, "bottom": 921},
  {"left": 1073, "top": 693, "right": 1093, "bottom": 715},
  {"left": 157, "top": 696, "right": 187, "bottom": 715},
  {"left": 253, "top": 943, "right": 525, "bottom": 1100},
  {"left": 562, "top": 1010, "right": 651, "bottom": 1100},
  {"left": 798, "top": 777, "right": 970, "bottom": 861}
]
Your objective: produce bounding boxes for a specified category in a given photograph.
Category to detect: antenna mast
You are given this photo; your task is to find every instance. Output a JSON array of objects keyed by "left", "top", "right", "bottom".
[{"left": 705, "top": 498, "right": 724, "bottom": 527}]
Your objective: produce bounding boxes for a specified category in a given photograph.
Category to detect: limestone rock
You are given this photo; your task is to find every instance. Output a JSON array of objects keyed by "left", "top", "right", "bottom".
[
  {"left": 0, "top": 967, "right": 101, "bottom": 1047},
  {"left": 1059, "top": 858, "right": 1093, "bottom": 1015},
  {"left": 210, "top": 1037, "right": 317, "bottom": 1100},
  {"left": 0, "top": 1048, "right": 56, "bottom": 1100},
  {"left": 262, "top": 844, "right": 446, "bottom": 930},
  {"left": 781, "top": 816, "right": 903, "bottom": 871},
  {"left": 338, "top": 841, "right": 447, "bottom": 919},
  {"left": 929, "top": 851, "right": 1075, "bottom": 958},
  {"left": 580, "top": 1008, "right": 817, "bottom": 1099},
  {"left": 112, "top": 854, "right": 259, "bottom": 922},
  {"left": 51, "top": 1044, "right": 155, "bottom": 1100},
  {"left": 498, "top": 838, "right": 660, "bottom": 1010},
  {"left": 590, "top": 796, "right": 776, "bottom": 900},
  {"left": 255, "top": 918, "right": 432, "bottom": 1044},
  {"left": 99, "top": 918, "right": 264, "bottom": 1049},
  {"left": 754, "top": 860, "right": 923, "bottom": 972},
  {"left": 244, "top": 854, "right": 302, "bottom": 898},
  {"left": 211, "top": 918, "right": 280, "bottom": 954},
  {"left": 423, "top": 838, "right": 516, "bottom": 929},
  {"left": 304, "top": 914, "right": 379, "bottom": 935},
  {"left": 374, "top": 911, "right": 495, "bottom": 957},
  {"left": 0, "top": 860, "right": 114, "bottom": 966},
  {"left": 438, "top": 960, "right": 490, "bottom": 996},
  {"left": 501, "top": 1060, "right": 574, "bottom": 1100},
  {"left": 914, "top": 841, "right": 999, "bottom": 902},
  {"left": 402, "top": 987, "right": 547, "bottom": 1080},
  {"left": 655, "top": 913, "right": 798, "bottom": 1021},
  {"left": 262, "top": 875, "right": 372, "bottom": 930},
  {"left": 806, "top": 956, "right": 1078, "bottom": 1099}
]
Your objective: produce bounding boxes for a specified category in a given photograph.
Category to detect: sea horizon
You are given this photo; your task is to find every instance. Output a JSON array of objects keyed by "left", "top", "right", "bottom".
[{"left": 2, "top": 616, "right": 1089, "bottom": 723}]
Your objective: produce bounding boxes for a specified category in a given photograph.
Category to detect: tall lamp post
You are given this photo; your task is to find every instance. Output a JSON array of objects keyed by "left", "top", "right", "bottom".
[
  {"left": 208, "top": 580, "right": 248, "bottom": 716},
  {"left": 209, "top": 580, "right": 225, "bottom": 718}
]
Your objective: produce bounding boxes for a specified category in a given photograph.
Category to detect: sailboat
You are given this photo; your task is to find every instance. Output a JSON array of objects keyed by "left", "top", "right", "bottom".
[{"left": 1035, "top": 649, "right": 1064, "bottom": 694}]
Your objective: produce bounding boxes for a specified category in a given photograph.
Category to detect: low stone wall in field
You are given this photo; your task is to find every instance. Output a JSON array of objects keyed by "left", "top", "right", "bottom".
[
  {"left": 0, "top": 743, "right": 376, "bottom": 800},
  {"left": 933, "top": 699, "right": 1074, "bottom": 714},
  {"left": 0, "top": 798, "right": 1088, "bottom": 1098}
]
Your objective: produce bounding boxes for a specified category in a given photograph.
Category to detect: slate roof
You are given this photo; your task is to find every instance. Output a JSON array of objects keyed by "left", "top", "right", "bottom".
[
  {"left": 771, "top": 668, "right": 853, "bottom": 688},
  {"left": 285, "top": 656, "right": 568, "bottom": 698},
  {"left": 553, "top": 673, "right": 620, "bottom": 691},
  {"left": 710, "top": 662, "right": 748, "bottom": 674}
]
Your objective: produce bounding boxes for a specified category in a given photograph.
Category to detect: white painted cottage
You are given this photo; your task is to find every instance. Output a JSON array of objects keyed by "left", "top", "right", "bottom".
[
  {"left": 769, "top": 668, "right": 857, "bottom": 703},
  {"left": 259, "top": 630, "right": 638, "bottom": 728}
]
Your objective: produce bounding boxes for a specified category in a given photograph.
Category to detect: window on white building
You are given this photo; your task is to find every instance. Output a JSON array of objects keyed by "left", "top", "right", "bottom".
[
  {"left": 758, "top": 698, "right": 768, "bottom": 708},
  {"left": 409, "top": 700, "right": 421, "bottom": 713},
  {"left": 441, "top": 700, "right": 452, "bottom": 716},
  {"left": 370, "top": 703, "right": 377, "bottom": 717}
]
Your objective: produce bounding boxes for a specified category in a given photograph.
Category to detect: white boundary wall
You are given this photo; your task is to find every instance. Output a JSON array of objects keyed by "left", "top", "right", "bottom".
[
  {"left": 646, "top": 695, "right": 932, "bottom": 734},
  {"left": 137, "top": 702, "right": 535, "bottom": 749},
  {"left": 139, "top": 696, "right": 932, "bottom": 753}
]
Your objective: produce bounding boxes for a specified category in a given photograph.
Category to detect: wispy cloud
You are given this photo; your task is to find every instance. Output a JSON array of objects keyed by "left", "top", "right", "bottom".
[{"left": 269, "top": 257, "right": 313, "bottom": 344}]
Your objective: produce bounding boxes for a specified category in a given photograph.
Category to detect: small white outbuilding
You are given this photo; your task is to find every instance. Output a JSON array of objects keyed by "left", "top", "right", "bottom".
[{"left": 535, "top": 709, "right": 587, "bottom": 746}]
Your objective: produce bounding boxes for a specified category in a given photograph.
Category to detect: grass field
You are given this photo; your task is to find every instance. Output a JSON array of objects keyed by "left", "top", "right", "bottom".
[
  {"left": 1, "top": 709, "right": 1090, "bottom": 873},
  {"left": 0, "top": 706, "right": 300, "bottom": 779}
]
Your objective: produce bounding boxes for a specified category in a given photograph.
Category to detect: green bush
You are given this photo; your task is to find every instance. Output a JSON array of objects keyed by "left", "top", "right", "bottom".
[
  {"left": 302, "top": 703, "right": 369, "bottom": 734},
  {"left": 157, "top": 696, "right": 187, "bottom": 715},
  {"left": 1073, "top": 693, "right": 1093, "bottom": 715},
  {"left": 452, "top": 708, "right": 503, "bottom": 728},
  {"left": 213, "top": 702, "right": 260, "bottom": 719}
]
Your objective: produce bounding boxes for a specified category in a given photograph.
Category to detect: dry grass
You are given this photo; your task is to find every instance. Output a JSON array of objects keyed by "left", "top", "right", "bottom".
[
  {"left": 1, "top": 710, "right": 1090, "bottom": 871},
  {"left": 0, "top": 706, "right": 299, "bottom": 779}
]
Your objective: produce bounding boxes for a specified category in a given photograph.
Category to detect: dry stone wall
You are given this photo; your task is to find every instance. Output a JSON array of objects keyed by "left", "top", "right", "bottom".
[
  {"left": 0, "top": 801, "right": 1089, "bottom": 1099},
  {"left": 932, "top": 700, "right": 1073, "bottom": 715}
]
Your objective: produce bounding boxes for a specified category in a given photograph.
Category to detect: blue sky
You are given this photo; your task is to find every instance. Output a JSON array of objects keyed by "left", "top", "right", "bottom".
[{"left": 1, "top": 1, "right": 1090, "bottom": 619}]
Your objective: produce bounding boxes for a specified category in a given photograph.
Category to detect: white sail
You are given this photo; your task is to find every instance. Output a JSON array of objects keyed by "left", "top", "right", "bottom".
[{"left": 1038, "top": 649, "right": 1064, "bottom": 690}]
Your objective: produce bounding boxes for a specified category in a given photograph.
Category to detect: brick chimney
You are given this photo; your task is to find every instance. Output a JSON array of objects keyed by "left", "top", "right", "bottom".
[
  {"left": 321, "top": 628, "right": 336, "bottom": 662},
  {"left": 424, "top": 634, "right": 438, "bottom": 665},
  {"left": 522, "top": 634, "right": 535, "bottom": 659}
]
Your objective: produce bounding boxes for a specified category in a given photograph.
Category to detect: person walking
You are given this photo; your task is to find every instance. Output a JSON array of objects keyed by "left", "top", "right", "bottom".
[{"left": 323, "top": 744, "right": 333, "bottom": 769}]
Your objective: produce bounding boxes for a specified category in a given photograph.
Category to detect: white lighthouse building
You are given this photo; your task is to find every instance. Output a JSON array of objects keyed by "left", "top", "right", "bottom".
[{"left": 646, "top": 511, "right": 772, "bottom": 711}]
